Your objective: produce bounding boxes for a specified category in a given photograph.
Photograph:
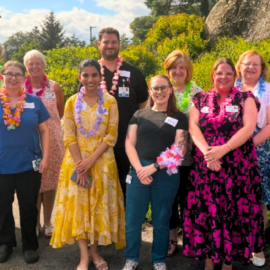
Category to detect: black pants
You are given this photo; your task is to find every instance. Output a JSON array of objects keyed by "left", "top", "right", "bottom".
[
  {"left": 0, "top": 170, "right": 41, "bottom": 251},
  {"left": 114, "top": 147, "right": 130, "bottom": 202},
  {"left": 169, "top": 166, "right": 191, "bottom": 230}
]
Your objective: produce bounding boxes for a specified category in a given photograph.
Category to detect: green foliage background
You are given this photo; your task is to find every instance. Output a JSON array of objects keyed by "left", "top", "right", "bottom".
[{"left": 5, "top": 13, "right": 270, "bottom": 101}]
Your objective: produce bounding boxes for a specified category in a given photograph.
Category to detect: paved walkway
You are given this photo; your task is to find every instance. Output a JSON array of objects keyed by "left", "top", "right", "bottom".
[{"left": 1, "top": 196, "right": 269, "bottom": 270}]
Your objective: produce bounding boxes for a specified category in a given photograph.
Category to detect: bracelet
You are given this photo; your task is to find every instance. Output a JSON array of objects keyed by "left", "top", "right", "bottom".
[{"left": 226, "top": 142, "right": 233, "bottom": 151}]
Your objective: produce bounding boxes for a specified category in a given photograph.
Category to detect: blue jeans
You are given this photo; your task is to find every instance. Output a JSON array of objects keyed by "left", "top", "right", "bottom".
[{"left": 125, "top": 159, "right": 180, "bottom": 264}]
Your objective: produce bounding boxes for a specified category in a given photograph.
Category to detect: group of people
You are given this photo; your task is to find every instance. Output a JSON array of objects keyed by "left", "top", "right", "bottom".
[{"left": 0, "top": 27, "right": 269, "bottom": 270}]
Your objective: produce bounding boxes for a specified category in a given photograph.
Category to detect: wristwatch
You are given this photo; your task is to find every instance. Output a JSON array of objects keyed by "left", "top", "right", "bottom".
[{"left": 154, "top": 162, "right": 160, "bottom": 171}]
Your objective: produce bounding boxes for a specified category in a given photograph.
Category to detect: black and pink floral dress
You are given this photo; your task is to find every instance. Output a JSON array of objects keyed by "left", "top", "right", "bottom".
[{"left": 183, "top": 88, "right": 265, "bottom": 265}]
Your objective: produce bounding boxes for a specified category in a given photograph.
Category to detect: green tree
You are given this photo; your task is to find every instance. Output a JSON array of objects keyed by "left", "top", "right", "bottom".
[
  {"left": 39, "top": 11, "right": 65, "bottom": 50},
  {"left": 145, "top": 0, "right": 219, "bottom": 17},
  {"left": 62, "top": 34, "right": 86, "bottom": 48},
  {"left": 45, "top": 46, "right": 100, "bottom": 99},
  {"left": 130, "top": 16, "right": 159, "bottom": 44},
  {"left": 120, "top": 34, "right": 130, "bottom": 50},
  {"left": 12, "top": 42, "right": 41, "bottom": 63},
  {"left": 144, "top": 14, "right": 209, "bottom": 60},
  {"left": 3, "top": 28, "right": 40, "bottom": 60},
  {"left": 120, "top": 45, "right": 160, "bottom": 80}
]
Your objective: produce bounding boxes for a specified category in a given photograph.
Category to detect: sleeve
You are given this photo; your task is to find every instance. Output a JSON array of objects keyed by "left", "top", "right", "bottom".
[
  {"left": 37, "top": 98, "right": 50, "bottom": 124},
  {"left": 102, "top": 98, "right": 119, "bottom": 147},
  {"left": 133, "top": 67, "right": 149, "bottom": 104},
  {"left": 63, "top": 96, "right": 78, "bottom": 147},
  {"left": 192, "top": 92, "right": 203, "bottom": 111},
  {"left": 128, "top": 110, "right": 140, "bottom": 125},
  {"left": 176, "top": 112, "right": 188, "bottom": 131},
  {"left": 243, "top": 91, "right": 261, "bottom": 112}
]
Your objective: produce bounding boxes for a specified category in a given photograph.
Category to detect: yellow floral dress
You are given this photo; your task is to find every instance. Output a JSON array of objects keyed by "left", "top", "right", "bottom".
[{"left": 50, "top": 92, "right": 125, "bottom": 249}]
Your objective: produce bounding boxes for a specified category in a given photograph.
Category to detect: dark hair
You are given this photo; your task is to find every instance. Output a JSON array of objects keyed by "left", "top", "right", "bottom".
[
  {"left": 149, "top": 75, "right": 178, "bottom": 116},
  {"left": 1, "top": 60, "right": 25, "bottom": 75},
  {"left": 77, "top": 58, "right": 101, "bottom": 91},
  {"left": 211, "top": 58, "right": 236, "bottom": 84},
  {"left": 98, "top": 27, "right": 120, "bottom": 41}
]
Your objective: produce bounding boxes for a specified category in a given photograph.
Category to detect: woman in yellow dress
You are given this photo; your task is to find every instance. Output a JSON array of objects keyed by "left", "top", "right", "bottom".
[{"left": 50, "top": 58, "right": 125, "bottom": 270}]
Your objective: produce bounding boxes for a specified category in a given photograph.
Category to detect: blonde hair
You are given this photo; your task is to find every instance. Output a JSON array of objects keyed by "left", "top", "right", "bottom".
[
  {"left": 24, "top": 49, "right": 47, "bottom": 67},
  {"left": 164, "top": 50, "right": 193, "bottom": 84},
  {"left": 235, "top": 50, "right": 269, "bottom": 81}
]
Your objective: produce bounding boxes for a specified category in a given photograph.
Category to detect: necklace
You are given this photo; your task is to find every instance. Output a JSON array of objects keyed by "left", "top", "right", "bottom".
[
  {"left": 25, "top": 74, "right": 48, "bottom": 97},
  {"left": 235, "top": 77, "right": 265, "bottom": 97},
  {"left": 207, "top": 87, "right": 238, "bottom": 123},
  {"left": 0, "top": 87, "right": 26, "bottom": 130},
  {"left": 74, "top": 86, "right": 105, "bottom": 138},
  {"left": 174, "top": 81, "right": 192, "bottom": 112},
  {"left": 98, "top": 56, "right": 123, "bottom": 95}
]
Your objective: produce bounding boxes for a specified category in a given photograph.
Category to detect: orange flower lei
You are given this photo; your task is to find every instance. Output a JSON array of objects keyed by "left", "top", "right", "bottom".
[{"left": 0, "top": 87, "right": 26, "bottom": 130}]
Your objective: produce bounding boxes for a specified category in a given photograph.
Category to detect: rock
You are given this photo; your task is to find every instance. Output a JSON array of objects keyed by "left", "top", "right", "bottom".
[{"left": 205, "top": 0, "right": 270, "bottom": 42}]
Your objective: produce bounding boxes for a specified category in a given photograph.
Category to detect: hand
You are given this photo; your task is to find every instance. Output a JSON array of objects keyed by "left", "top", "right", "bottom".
[
  {"left": 207, "top": 160, "right": 222, "bottom": 172},
  {"left": 76, "top": 156, "right": 95, "bottom": 174},
  {"left": 139, "top": 176, "right": 153, "bottom": 185},
  {"left": 136, "top": 164, "right": 157, "bottom": 181},
  {"left": 76, "top": 172, "right": 91, "bottom": 187},
  {"left": 204, "top": 145, "right": 229, "bottom": 163},
  {"left": 39, "top": 158, "right": 49, "bottom": 173}
]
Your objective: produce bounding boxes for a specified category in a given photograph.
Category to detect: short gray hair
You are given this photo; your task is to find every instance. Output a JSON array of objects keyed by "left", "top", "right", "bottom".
[{"left": 24, "top": 49, "right": 47, "bottom": 67}]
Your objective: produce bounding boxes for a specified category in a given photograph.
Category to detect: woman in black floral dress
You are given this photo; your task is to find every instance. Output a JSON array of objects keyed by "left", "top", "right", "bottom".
[{"left": 183, "top": 58, "right": 265, "bottom": 270}]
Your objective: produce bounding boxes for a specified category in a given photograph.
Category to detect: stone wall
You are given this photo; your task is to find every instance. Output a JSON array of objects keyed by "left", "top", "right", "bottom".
[{"left": 205, "top": 0, "right": 270, "bottom": 42}]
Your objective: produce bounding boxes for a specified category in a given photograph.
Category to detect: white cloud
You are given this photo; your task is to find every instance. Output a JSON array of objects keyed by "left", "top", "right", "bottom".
[
  {"left": 78, "top": 0, "right": 85, "bottom": 4},
  {"left": 0, "top": 1, "right": 150, "bottom": 44}
]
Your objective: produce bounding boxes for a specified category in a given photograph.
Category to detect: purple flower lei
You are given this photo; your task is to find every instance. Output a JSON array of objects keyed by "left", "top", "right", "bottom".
[{"left": 75, "top": 86, "right": 105, "bottom": 138}]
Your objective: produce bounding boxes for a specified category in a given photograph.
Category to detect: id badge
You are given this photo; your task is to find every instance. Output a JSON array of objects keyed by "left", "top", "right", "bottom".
[
  {"left": 226, "top": 105, "right": 239, "bottom": 113},
  {"left": 45, "top": 92, "right": 55, "bottom": 99},
  {"left": 32, "top": 159, "right": 41, "bottom": 171},
  {"left": 126, "top": 174, "right": 132, "bottom": 184},
  {"left": 201, "top": 106, "right": 209, "bottom": 113},
  {"left": 119, "top": 87, "right": 130, "bottom": 97},
  {"left": 165, "top": 117, "right": 178, "bottom": 127}
]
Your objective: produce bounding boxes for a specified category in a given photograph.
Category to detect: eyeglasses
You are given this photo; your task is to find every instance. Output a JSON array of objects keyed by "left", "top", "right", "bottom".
[
  {"left": 241, "top": 62, "right": 261, "bottom": 67},
  {"left": 3, "top": 73, "right": 24, "bottom": 79},
  {"left": 150, "top": 85, "right": 170, "bottom": 92}
]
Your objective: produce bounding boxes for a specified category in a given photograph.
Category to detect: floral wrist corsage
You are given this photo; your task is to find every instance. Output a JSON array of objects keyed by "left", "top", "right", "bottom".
[{"left": 156, "top": 143, "right": 184, "bottom": 175}]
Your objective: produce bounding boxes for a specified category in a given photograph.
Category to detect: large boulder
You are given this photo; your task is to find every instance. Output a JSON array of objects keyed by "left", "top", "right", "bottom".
[{"left": 205, "top": 0, "right": 270, "bottom": 42}]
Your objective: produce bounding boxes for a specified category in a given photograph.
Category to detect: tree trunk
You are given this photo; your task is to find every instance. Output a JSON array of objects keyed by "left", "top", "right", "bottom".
[{"left": 200, "top": 0, "right": 209, "bottom": 17}]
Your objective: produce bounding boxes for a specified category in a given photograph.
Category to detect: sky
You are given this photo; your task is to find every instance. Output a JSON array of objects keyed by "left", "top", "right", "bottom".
[{"left": 0, "top": 0, "right": 151, "bottom": 44}]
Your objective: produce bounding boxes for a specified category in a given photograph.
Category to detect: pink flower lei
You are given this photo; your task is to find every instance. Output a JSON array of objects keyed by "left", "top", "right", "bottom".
[
  {"left": 207, "top": 86, "right": 239, "bottom": 123},
  {"left": 24, "top": 74, "right": 48, "bottom": 97},
  {"left": 157, "top": 143, "right": 184, "bottom": 175},
  {"left": 98, "top": 56, "right": 123, "bottom": 95}
]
